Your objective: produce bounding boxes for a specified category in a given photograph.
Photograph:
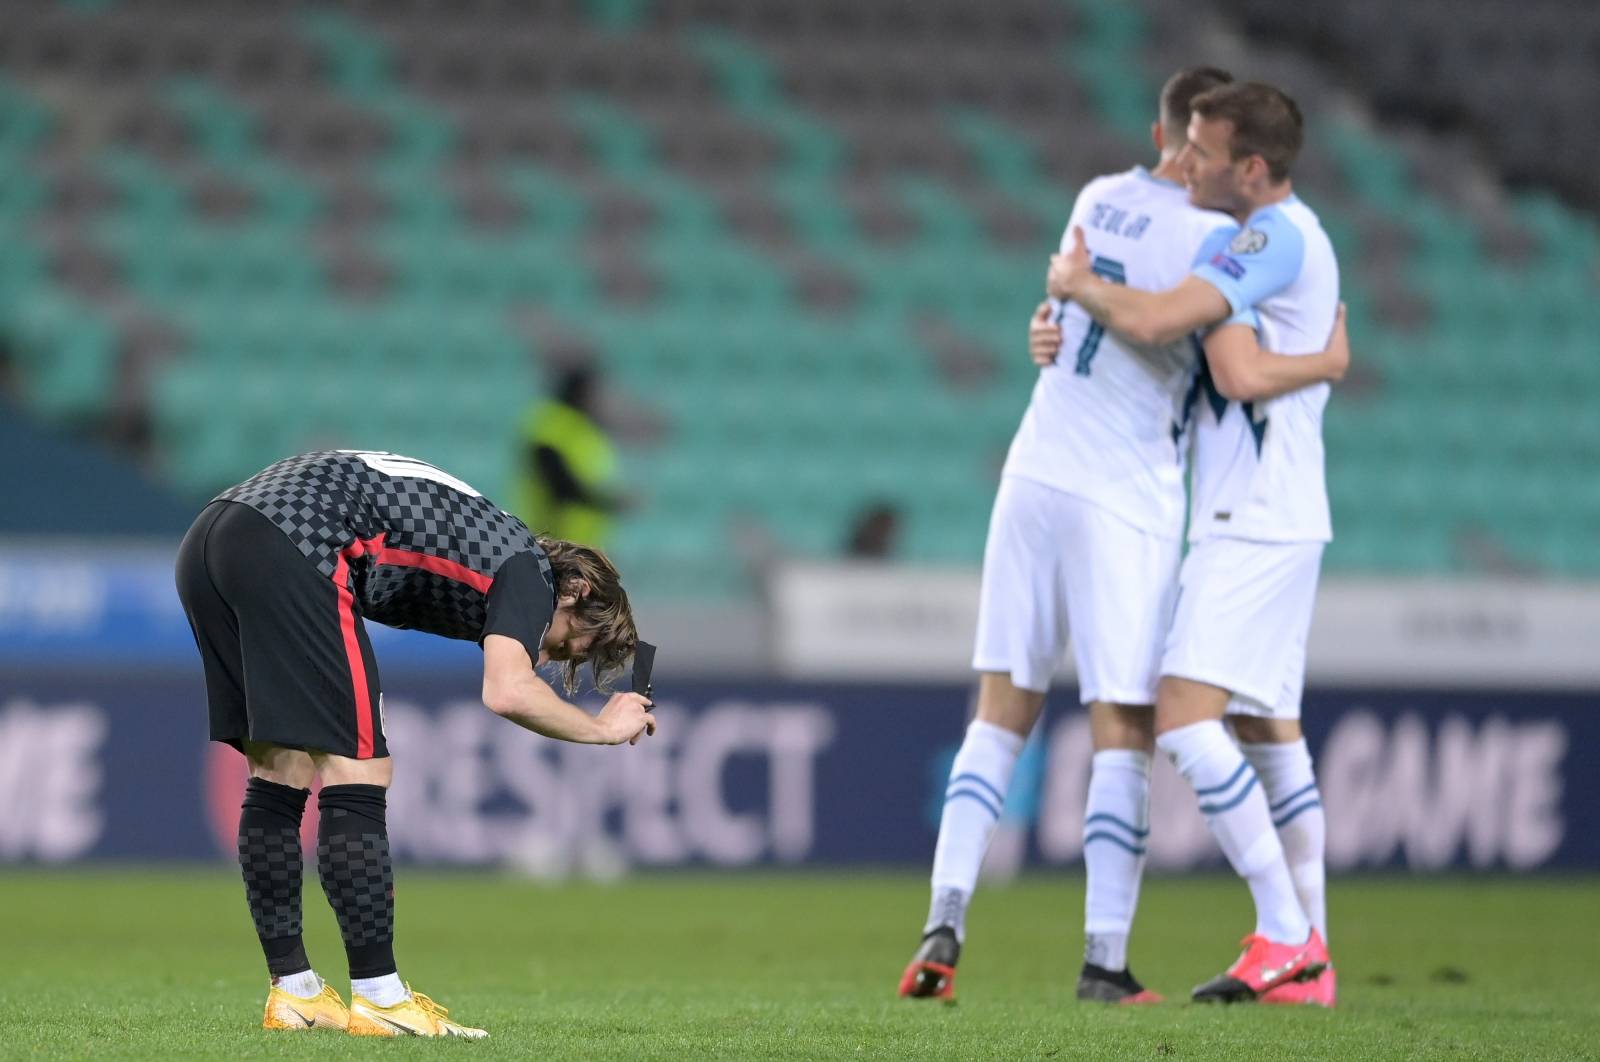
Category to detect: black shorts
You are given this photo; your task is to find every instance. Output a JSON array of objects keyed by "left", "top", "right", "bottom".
[{"left": 175, "top": 501, "right": 387, "bottom": 759}]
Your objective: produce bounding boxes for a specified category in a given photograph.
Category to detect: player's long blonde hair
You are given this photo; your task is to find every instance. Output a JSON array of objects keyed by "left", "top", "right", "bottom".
[{"left": 538, "top": 536, "right": 638, "bottom": 695}]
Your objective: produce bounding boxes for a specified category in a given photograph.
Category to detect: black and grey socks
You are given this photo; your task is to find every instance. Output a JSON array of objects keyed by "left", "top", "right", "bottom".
[
  {"left": 316, "top": 783, "right": 396, "bottom": 981},
  {"left": 237, "top": 777, "right": 311, "bottom": 978}
]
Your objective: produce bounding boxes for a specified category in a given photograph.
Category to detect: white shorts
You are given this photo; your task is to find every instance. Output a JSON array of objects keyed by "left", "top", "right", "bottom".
[
  {"left": 1160, "top": 537, "right": 1325, "bottom": 719},
  {"left": 971, "top": 475, "right": 1181, "bottom": 702}
]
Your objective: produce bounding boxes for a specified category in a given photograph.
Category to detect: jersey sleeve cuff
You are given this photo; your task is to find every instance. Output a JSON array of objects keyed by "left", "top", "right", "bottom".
[
  {"left": 1191, "top": 264, "right": 1247, "bottom": 316},
  {"left": 1219, "top": 305, "right": 1259, "bottom": 330}
]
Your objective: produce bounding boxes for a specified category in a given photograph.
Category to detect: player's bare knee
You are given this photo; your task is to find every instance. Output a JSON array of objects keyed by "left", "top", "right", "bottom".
[
  {"left": 1090, "top": 702, "right": 1156, "bottom": 752},
  {"left": 1153, "top": 676, "right": 1230, "bottom": 736},
  {"left": 1228, "top": 715, "right": 1301, "bottom": 744},
  {"left": 244, "top": 743, "right": 316, "bottom": 789},
  {"left": 974, "top": 672, "right": 1046, "bottom": 738},
  {"left": 311, "top": 752, "right": 394, "bottom": 789}
]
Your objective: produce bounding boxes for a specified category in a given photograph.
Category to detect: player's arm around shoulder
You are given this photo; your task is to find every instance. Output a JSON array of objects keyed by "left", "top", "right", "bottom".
[
  {"left": 1045, "top": 226, "right": 1232, "bottom": 347},
  {"left": 1205, "top": 302, "right": 1349, "bottom": 402},
  {"left": 482, "top": 634, "right": 656, "bottom": 746}
]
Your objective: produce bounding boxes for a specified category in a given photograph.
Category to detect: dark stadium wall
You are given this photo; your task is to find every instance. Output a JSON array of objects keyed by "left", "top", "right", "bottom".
[{"left": 0, "top": 400, "right": 197, "bottom": 536}]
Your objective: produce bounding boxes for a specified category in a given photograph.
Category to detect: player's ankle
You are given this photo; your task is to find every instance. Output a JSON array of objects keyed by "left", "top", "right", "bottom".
[
  {"left": 272, "top": 969, "right": 322, "bottom": 999},
  {"left": 351, "top": 972, "right": 407, "bottom": 1007}
]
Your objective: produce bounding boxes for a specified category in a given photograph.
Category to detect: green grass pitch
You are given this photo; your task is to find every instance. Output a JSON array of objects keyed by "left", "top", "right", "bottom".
[{"left": 1, "top": 869, "right": 1594, "bottom": 1059}]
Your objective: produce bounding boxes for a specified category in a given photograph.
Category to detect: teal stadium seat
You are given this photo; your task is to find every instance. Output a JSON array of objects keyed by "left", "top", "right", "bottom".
[{"left": 3, "top": 3, "right": 1596, "bottom": 593}]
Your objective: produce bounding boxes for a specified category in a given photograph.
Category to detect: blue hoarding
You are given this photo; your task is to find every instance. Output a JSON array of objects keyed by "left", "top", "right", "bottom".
[{"left": 0, "top": 667, "right": 1592, "bottom": 871}]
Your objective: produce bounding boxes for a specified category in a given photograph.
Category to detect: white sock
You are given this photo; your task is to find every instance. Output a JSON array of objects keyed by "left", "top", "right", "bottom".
[
  {"left": 926, "top": 719, "right": 1026, "bottom": 942},
  {"left": 1082, "top": 749, "right": 1151, "bottom": 972},
  {"left": 1242, "top": 738, "right": 1327, "bottom": 944},
  {"left": 1157, "top": 721, "right": 1309, "bottom": 944},
  {"left": 352, "top": 972, "right": 407, "bottom": 1007},
  {"left": 273, "top": 969, "right": 322, "bottom": 998}
]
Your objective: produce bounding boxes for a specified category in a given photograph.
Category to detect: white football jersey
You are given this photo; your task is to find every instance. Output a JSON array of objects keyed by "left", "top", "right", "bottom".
[
  {"left": 1185, "top": 195, "right": 1340, "bottom": 544},
  {"left": 1002, "top": 167, "right": 1234, "bottom": 538}
]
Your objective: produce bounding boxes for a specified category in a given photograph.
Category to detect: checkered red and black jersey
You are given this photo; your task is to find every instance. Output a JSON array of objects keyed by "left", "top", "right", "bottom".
[{"left": 215, "top": 450, "right": 555, "bottom": 651}]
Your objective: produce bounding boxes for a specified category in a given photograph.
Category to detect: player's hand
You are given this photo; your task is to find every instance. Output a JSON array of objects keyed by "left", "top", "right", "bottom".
[
  {"left": 596, "top": 691, "right": 657, "bottom": 745},
  {"left": 1322, "top": 302, "right": 1350, "bottom": 383},
  {"left": 1046, "top": 226, "right": 1091, "bottom": 300},
  {"left": 1028, "top": 300, "right": 1062, "bottom": 367}
]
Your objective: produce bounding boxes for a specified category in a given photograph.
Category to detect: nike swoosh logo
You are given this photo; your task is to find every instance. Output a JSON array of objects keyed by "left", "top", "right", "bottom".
[
  {"left": 1260, "top": 951, "right": 1308, "bottom": 984},
  {"left": 362, "top": 1010, "right": 422, "bottom": 1036},
  {"left": 286, "top": 1008, "right": 317, "bottom": 1028}
]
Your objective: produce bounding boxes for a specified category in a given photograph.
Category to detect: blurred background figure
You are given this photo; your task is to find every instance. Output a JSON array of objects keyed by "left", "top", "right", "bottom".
[
  {"left": 512, "top": 363, "right": 627, "bottom": 548},
  {"left": 842, "top": 500, "right": 902, "bottom": 560}
]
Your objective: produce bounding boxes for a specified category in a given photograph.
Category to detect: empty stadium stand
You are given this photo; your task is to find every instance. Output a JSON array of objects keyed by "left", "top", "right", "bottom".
[{"left": 0, "top": 0, "right": 1594, "bottom": 597}]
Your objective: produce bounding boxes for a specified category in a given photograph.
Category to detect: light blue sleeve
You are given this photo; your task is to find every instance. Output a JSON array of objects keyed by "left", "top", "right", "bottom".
[
  {"left": 1190, "top": 208, "right": 1305, "bottom": 315},
  {"left": 1191, "top": 224, "right": 1238, "bottom": 269},
  {"left": 1190, "top": 225, "right": 1257, "bottom": 331}
]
